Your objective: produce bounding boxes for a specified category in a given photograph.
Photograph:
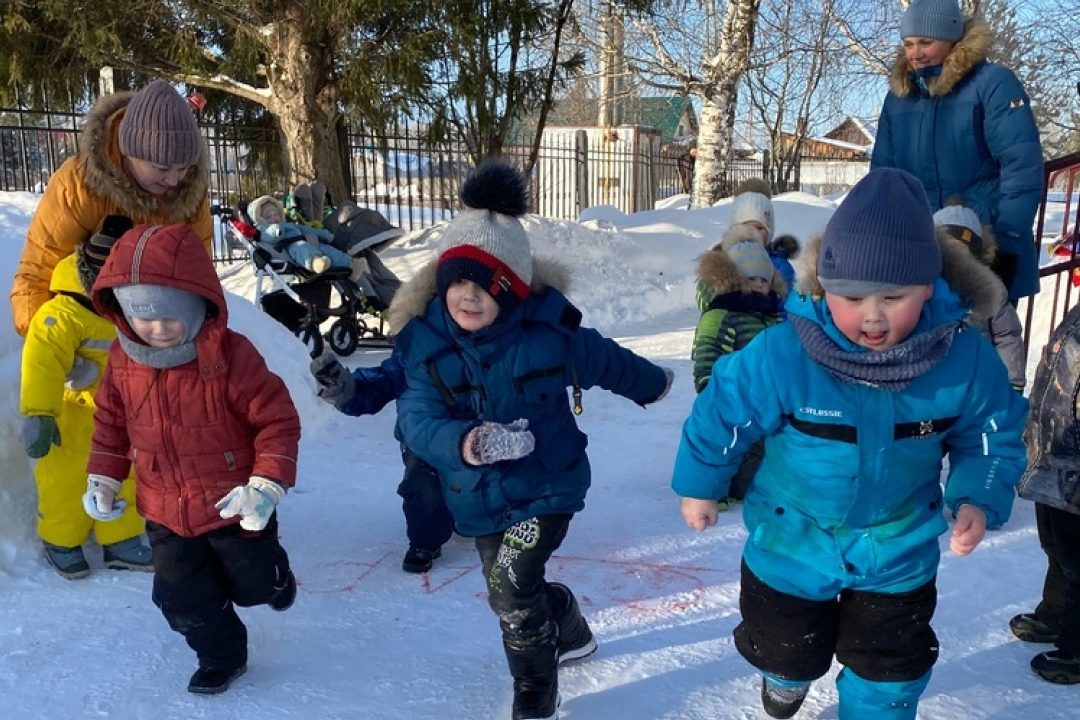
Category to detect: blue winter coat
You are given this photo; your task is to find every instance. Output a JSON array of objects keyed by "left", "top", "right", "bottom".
[
  {"left": 871, "top": 20, "right": 1043, "bottom": 300},
  {"left": 336, "top": 353, "right": 406, "bottom": 417},
  {"left": 394, "top": 264, "right": 668, "bottom": 537},
  {"left": 672, "top": 279, "right": 1028, "bottom": 599}
]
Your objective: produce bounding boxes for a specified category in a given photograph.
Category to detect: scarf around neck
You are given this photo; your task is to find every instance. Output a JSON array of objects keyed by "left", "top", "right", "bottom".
[
  {"left": 117, "top": 332, "right": 199, "bottom": 369},
  {"left": 789, "top": 314, "right": 960, "bottom": 391}
]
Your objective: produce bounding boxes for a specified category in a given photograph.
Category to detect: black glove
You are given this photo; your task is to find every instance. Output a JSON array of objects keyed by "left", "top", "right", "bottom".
[
  {"left": 310, "top": 350, "right": 355, "bottom": 407},
  {"left": 101, "top": 215, "right": 134, "bottom": 239}
]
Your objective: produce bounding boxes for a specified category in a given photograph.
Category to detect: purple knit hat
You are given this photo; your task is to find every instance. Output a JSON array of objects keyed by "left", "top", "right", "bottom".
[{"left": 118, "top": 79, "right": 201, "bottom": 166}]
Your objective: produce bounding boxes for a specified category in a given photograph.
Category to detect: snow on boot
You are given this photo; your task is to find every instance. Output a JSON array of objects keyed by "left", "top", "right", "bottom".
[
  {"left": 761, "top": 677, "right": 810, "bottom": 719},
  {"left": 1031, "top": 650, "right": 1080, "bottom": 684},
  {"left": 103, "top": 537, "right": 153, "bottom": 572},
  {"left": 187, "top": 664, "right": 247, "bottom": 694},
  {"left": 1010, "top": 612, "right": 1059, "bottom": 644},
  {"left": 506, "top": 628, "right": 560, "bottom": 720},
  {"left": 547, "top": 582, "right": 597, "bottom": 665},
  {"left": 43, "top": 543, "right": 89, "bottom": 579}
]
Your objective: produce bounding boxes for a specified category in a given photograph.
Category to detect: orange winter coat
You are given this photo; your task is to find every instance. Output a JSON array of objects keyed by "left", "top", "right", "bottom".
[
  {"left": 11, "top": 91, "right": 213, "bottom": 337},
  {"left": 88, "top": 224, "right": 299, "bottom": 538}
]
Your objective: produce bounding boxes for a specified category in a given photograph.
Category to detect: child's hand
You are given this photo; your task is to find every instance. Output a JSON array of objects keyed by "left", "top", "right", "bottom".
[
  {"left": 462, "top": 419, "right": 535, "bottom": 465},
  {"left": 65, "top": 355, "right": 99, "bottom": 390},
  {"left": 82, "top": 475, "right": 126, "bottom": 521},
  {"left": 22, "top": 415, "right": 61, "bottom": 459},
  {"left": 950, "top": 503, "right": 987, "bottom": 556},
  {"left": 681, "top": 497, "right": 719, "bottom": 531},
  {"left": 215, "top": 476, "right": 286, "bottom": 531},
  {"left": 652, "top": 367, "right": 675, "bottom": 403},
  {"left": 310, "top": 350, "right": 354, "bottom": 406}
]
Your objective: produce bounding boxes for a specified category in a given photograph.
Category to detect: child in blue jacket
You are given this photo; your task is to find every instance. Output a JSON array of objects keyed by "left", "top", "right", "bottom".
[
  {"left": 391, "top": 160, "right": 673, "bottom": 720},
  {"left": 309, "top": 350, "right": 454, "bottom": 573},
  {"left": 673, "top": 168, "right": 1027, "bottom": 720}
]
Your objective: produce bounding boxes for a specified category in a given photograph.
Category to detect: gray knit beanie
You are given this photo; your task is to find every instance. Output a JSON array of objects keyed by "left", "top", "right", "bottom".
[
  {"left": 901, "top": 0, "right": 965, "bottom": 42},
  {"left": 119, "top": 79, "right": 201, "bottom": 166},
  {"left": 727, "top": 241, "right": 775, "bottom": 283},
  {"left": 436, "top": 160, "right": 533, "bottom": 312},
  {"left": 818, "top": 168, "right": 941, "bottom": 296},
  {"left": 114, "top": 283, "right": 207, "bottom": 344}
]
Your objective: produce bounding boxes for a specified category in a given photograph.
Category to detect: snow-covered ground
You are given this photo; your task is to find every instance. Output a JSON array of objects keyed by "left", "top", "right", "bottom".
[{"left": 0, "top": 188, "right": 1077, "bottom": 719}]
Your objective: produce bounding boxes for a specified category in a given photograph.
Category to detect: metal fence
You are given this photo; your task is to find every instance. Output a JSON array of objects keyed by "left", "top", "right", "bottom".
[{"left": 0, "top": 93, "right": 774, "bottom": 232}]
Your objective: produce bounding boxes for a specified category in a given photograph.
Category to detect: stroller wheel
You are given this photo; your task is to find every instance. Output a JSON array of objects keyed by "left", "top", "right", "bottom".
[{"left": 327, "top": 318, "right": 359, "bottom": 356}]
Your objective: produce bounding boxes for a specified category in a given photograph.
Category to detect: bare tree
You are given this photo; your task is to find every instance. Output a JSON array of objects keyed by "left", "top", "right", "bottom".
[{"left": 745, "top": 0, "right": 844, "bottom": 192}]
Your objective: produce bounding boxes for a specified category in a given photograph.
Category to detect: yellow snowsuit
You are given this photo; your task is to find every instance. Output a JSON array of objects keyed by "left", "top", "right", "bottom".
[{"left": 19, "top": 254, "right": 141, "bottom": 547}]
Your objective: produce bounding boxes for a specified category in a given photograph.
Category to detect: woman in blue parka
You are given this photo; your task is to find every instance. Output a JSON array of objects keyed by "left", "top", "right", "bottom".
[{"left": 871, "top": 0, "right": 1043, "bottom": 300}]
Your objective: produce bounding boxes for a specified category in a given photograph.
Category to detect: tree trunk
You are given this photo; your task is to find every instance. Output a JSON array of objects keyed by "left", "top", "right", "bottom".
[
  {"left": 692, "top": 92, "right": 737, "bottom": 208},
  {"left": 261, "top": 16, "right": 348, "bottom": 203}
]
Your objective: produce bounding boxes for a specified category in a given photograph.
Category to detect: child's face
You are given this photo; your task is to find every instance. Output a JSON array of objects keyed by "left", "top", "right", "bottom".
[
  {"left": 825, "top": 284, "right": 932, "bottom": 351},
  {"left": 129, "top": 317, "right": 187, "bottom": 348},
  {"left": 903, "top": 37, "right": 954, "bottom": 70},
  {"left": 741, "top": 221, "right": 769, "bottom": 242},
  {"left": 747, "top": 276, "right": 771, "bottom": 296},
  {"left": 258, "top": 204, "right": 284, "bottom": 224},
  {"left": 446, "top": 280, "right": 499, "bottom": 332}
]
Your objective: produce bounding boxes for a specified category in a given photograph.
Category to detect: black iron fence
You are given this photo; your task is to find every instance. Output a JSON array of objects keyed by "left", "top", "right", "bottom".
[{"left": 0, "top": 93, "right": 780, "bottom": 232}]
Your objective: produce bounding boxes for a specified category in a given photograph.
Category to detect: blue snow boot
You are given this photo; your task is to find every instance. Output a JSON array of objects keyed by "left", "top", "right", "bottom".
[
  {"left": 102, "top": 537, "right": 153, "bottom": 572},
  {"left": 43, "top": 543, "right": 90, "bottom": 580}
]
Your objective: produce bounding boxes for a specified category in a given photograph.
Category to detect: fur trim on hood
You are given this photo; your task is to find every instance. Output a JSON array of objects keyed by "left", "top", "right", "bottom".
[
  {"left": 79, "top": 91, "right": 210, "bottom": 221},
  {"left": 888, "top": 18, "right": 992, "bottom": 98},
  {"left": 796, "top": 227, "right": 1003, "bottom": 319},
  {"left": 698, "top": 225, "right": 788, "bottom": 299},
  {"left": 387, "top": 255, "right": 571, "bottom": 334}
]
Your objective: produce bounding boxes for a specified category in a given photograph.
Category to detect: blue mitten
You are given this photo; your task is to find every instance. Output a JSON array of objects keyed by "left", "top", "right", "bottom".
[
  {"left": 66, "top": 355, "right": 100, "bottom": 390},
  {"left": 22, "top": 415, "right": 61, "bottom": 459}
]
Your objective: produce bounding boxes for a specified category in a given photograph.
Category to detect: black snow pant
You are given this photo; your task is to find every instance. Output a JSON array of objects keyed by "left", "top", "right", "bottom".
[
  {"left": 397, "top": 445, "right": 455, "bottom": 552},
  {"left": 734, "top": 560, "right": 938, "bottom": 683},
  {"left": 147, "top": 515, "right": 291, "bottom": 671},
  {"left": 1034, "top": 502, "right": 1080, "bottom": 655}
]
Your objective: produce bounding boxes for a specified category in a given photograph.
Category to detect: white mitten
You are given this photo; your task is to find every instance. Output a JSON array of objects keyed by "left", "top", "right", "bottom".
[
  {"left": 214, "top": 476, "right": 286, "bottom": 531},
  {"left": 653, "top": 367, "right": 675, "bottom": 403},
  {"left": 82, "top": 475, "right": 126, "bottom": 521},
  {"left": 462, "top": 419, "right": 536, "bottom": 466}
]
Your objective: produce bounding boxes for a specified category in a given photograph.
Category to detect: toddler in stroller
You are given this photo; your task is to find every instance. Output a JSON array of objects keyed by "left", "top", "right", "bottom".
[
  {"left": 247, "top": 195, "right": 353, "bottom": 275},
  {"left": 214, "top": 196, "right": 402, "bottom": 356}
]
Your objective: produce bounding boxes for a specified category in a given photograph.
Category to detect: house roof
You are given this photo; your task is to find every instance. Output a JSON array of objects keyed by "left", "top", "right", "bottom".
[{"left": 545, "top": 96, "right": 696, "bottom": 144}]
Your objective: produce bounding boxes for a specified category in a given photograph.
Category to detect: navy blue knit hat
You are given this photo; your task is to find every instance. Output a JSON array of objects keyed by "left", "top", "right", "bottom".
[
  {"left": 901, "top": 0, "right": 965, "bottom": 42},
  {"left": 818, "top": 168, "right": 941, "bottom": 296}
]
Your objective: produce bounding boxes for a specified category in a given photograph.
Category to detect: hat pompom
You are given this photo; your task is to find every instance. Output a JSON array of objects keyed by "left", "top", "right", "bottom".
[{"left": 460, "top": 160, "right": 529, "bottom": 217}]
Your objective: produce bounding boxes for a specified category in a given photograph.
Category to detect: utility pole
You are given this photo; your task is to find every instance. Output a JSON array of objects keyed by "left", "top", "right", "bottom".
[{"left": 597, "top": 1, "right": 625, "bottom": 130}]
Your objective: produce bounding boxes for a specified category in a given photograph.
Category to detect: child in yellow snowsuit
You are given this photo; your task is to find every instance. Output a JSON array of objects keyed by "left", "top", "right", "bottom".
[{"left": 19, "top": 220, "right": 151, "bottom": 578}]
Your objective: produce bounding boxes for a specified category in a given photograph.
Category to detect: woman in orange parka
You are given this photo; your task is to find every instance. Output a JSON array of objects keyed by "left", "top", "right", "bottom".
[{"left": 10, "top": 78, "right": 213, "bottom": 337}]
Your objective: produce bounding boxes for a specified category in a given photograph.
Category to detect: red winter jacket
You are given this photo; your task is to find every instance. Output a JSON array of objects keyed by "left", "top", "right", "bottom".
[{"left": 88, "top": 224, "right": 300, "bottom": 537}]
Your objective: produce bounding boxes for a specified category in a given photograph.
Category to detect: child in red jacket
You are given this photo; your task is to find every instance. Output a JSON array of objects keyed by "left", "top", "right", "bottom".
[{"left": 85, "top": 223, "right": 301, "bottom": 695}]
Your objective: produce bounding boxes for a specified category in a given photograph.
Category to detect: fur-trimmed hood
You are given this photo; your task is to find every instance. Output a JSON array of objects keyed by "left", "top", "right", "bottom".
[
  {"left": 387, "top": 255, "right": 571, "bottom": 334},
  {"left": 79, "top": 91, "right": 210, "bottom": 221},
  {"left": 888, "top": 18, "right": 992, "bottom": 98},
  {"left": 697, "top": 225, "right": 789, "bottom": 299},
  {"left": 795, "top": 227, "right": 1005, "bottom": 319}
]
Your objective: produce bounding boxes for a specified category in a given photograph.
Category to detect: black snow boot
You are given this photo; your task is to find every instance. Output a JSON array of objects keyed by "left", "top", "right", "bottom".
[
  {"left": 187, "top": 664, "right": 247, "bottom": 694},
  {"left": 760, "top": 677, "right": 809, "bottom": 719},
  {"left": 547, "top": 582, "right": 597, "bottom": 665},
  {"left": 505, "top": 629, "right": 560, "bottom": 720},
  {"left": 1010, "top": 612, "right": 1059, "bottom": 644},
  {"left": 1031, "top": 650, "right": 1080, "bottom": 684}
]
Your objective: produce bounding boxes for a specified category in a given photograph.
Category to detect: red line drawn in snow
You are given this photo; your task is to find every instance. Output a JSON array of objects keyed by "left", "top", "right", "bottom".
[{"left": 304, "top": 552, "right": 392, "bottom": 594}]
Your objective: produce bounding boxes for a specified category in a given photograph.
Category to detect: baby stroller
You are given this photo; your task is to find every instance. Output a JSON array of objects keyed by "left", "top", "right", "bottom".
[{"left": 212, "top": 200, "right": 402, "bottom": 356}]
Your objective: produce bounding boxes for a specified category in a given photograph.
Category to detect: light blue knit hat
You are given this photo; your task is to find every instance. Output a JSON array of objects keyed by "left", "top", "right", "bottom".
[{"left": 901, "top": 0, "right": 965, "bottom": 42}]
